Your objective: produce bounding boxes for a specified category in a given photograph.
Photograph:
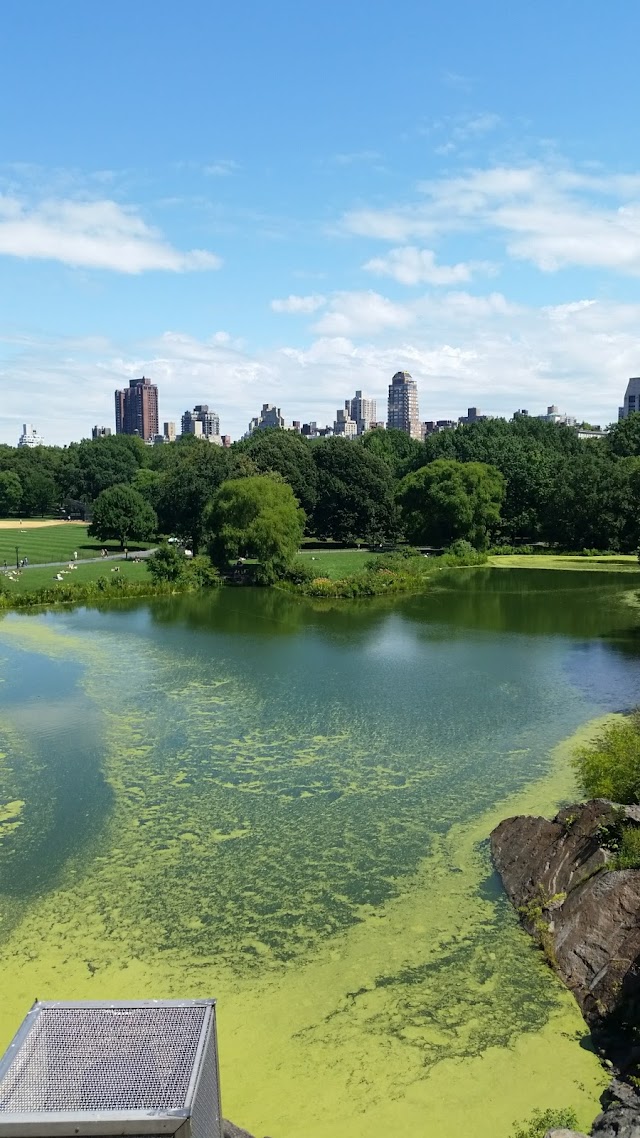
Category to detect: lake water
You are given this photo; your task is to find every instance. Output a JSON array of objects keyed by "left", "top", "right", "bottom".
[{"left": 1, "top": 569, "right": 640, "bottom": 1136}]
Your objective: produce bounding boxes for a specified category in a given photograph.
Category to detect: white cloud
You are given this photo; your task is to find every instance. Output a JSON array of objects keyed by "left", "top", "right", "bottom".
[
  {"left": 0, "top": 196, "right": 221, "bottom": 273},
  {"left": 1, "top": 290, "right": 637, "bottom": 445},
  {"left": 271, "top": 294, "right": 327, "bottom": 314},
  {"left": 363, "top": 246, "right": 495, "bottom": 286},
  {"left": 312, "top": 291, "right": 415, "bottom": 337},
  {"left": 341, "top": 161, "right": 640, "bottom": 275}
]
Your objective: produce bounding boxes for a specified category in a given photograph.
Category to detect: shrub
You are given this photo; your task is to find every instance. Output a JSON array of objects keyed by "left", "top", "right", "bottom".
[
  {"left": 283, "top": 558, "right": 316, "bottom": 585},
  {"left": 447, "top": 538, "right": 476, "bottom": 558},
  {"left": 614, "top": 826, "right": 640, "bottom": 870},
  {"left": 572, "top": 711, "right": 640, "bottom": 803},
  {"left": 511, "top": 1106, "right": 578, "bottom": 1138}
]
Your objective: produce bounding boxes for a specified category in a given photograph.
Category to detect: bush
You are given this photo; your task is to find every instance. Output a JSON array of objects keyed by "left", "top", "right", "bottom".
[
  {"left": 283, "top": 558, "right": 316, "bottom": 585},
  {"left": 489, "top": 543, "right": 536, "bottom": 555},
  {"left": 614, "top": 826, "right": 640, "bottom": 869},
  {"left": 572, "top": 711, "right": 640, "bottom": 803},
  {"left": 447, "top": 538, "right": 476, "bottom": 558},
  {"left": 511, "top": 1106, "right": 578, "bottom": 1138}
]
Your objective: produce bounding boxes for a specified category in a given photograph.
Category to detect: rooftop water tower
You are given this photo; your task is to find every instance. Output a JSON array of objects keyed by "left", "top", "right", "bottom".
[{"left": 0, "top": 1000, "right": 222, "bottom": 1138}]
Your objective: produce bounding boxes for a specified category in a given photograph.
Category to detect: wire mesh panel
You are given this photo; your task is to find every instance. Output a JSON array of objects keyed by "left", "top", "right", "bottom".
[{"left": 0, "top": 1003, "right": 210, "bottom": 1116}]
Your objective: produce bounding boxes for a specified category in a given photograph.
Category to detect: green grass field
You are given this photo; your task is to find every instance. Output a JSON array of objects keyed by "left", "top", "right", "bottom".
[
  {"left": 298, "top": 550, "right": 376, "bottom": 579},
  {"left": 488, "top": 553, "right": 640, "bottom": 572},
  {"left": 1, "top": 558, "right": 151, "bottom": 595},
  {"left": 0, "top": 524, "right": 152, "bottom": 567}
]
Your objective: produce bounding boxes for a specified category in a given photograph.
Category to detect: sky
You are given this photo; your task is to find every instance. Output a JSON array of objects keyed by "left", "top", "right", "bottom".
[{"left": 2, "top": 0, "right": 640, "bottom": 444}]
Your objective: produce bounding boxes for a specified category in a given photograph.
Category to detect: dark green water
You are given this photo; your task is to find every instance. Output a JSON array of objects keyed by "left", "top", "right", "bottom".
[{"left": 1, "top": 569, "right": 639, "bottom": 1136}]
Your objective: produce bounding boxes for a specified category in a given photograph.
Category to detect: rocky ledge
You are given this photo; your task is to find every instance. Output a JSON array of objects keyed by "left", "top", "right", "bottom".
[{"left": 491, "top": 798, "right": 640, "bottom": 1138}]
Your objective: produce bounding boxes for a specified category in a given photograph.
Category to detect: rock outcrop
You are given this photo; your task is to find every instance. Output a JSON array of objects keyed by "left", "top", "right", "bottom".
[
  {"left": 491, "top": 799, "right": 640, "bottom": 1052},
  {"left": 491, "top": 799, "right": 640, "bottom": 1137}
]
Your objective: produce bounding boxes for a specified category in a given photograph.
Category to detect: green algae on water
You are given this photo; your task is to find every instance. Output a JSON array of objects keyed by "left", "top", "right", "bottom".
[{"left": 0, "top": 605, "right": 620, "bottom": 1137}]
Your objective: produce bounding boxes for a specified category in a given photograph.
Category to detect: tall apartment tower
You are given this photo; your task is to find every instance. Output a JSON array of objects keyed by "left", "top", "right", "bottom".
[
  {"left": 114, "top": 377, "right": 159, "bottom": 441},
  {"left": 619, "top": 377, "right": 640, "bottom": 420},
  {"left": 181, "top": 404, "right": 220, "bottom": 439},
  {"left": 346, "top": 390, "right": 377, "bottom": 435},
  {"left": 387, "top": 371, "right": 421, "bottom": 438}
]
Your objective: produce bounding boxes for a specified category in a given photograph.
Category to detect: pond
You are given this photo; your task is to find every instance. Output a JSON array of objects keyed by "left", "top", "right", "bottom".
[{"left": 1, "top": 568, "right": 640, "bottom": 1136}]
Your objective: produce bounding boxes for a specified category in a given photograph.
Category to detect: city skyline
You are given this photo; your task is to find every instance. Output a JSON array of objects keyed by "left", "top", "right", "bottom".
[{"left": 2, "top": 3, "right": 640, "bottom": 443}]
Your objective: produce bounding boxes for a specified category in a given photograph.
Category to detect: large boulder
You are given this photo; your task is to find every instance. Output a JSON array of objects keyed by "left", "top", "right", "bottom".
[{"left": 490, "top": 800, "right": 640, "bottom": 1048}]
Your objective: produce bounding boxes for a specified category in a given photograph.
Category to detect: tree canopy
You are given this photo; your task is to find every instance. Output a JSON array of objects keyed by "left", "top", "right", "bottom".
[
  {"left": 206, "top": 474, "right": 305, "bottom": 580},
  {"left": 89, "top": 484, "right": 157, "bottom": 548},
  {"left": 234, "top": 429, "right": 318, "bottom": 516},
  {"left": 398, "top": 459, "right": 505, "bottom": 549},
  {"left": 311, "top": 437, "right": 398, "bottom": 542}
]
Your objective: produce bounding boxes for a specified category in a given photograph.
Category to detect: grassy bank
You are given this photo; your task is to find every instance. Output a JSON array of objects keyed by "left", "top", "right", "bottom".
[
  {"left": 288, "top": 548, "right": 487, "bottom": 598},
  {"left": 0, "top": 523, "right": 152, "bottom": 566},
  {"left": 1, "top": 558, "right": 151, "bottom": 595},
  {"left": 488, "top": 553, "right": 640, "bottom": 572},
  {"left": 297, "top": 550, "right": 376, "bottom": 579}
]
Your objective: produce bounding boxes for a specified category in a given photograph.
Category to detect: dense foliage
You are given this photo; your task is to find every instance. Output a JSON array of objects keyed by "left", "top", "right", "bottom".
[
  {"left": 572, "top": 711, "right": 640, "bottom": 804},
  {"left": 4, "top": 413, "right": 640, "bottom": 557},
  {"left": 206, "top": 474, "right": 306, "bottom": 582},
  {"left": 89, "top": 484, "right": 157, "bottom": 549},
  {"left": 397, "top": 459, "right": 505, "bottom": 549}
]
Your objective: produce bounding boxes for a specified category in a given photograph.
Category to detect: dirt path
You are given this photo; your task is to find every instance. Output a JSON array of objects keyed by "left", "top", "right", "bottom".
[{"left": 0, "top": 519, "right": 87, "bottom": 530}]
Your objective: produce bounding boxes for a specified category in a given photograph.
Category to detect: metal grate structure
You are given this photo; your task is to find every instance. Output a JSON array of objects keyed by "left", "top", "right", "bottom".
[{"left": 0, "top": 1001, "right": 222, "bottom": 1138}]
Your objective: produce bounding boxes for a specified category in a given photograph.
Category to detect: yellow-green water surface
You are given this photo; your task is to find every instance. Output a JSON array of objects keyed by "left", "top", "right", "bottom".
[{"left": 2, "top": 570, "right": 640, "bottom": 1135}]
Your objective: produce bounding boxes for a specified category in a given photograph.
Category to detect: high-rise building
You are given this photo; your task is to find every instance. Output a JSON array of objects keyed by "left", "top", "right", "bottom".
[
  {"left": 333, "top": 408, "right": 358, "bottom": 438},
  {"left": 114, "top": 377, "right": 159, "bottom": 441},
  {"left": 91, "top": 425, "right": 112, "bottom": 440},
  {"left": 181, "top": 405, "right": 220, "bottom": 440},
  {"left": 619, "top": 378, "right": 640, "bottom": 420},
  {"left": 247, "top": 404, "right": 286, "bottom": 435},
  {"left": 18, "top": 423, "right": 45, "bottom": 448},
  {"left": 387, "top": 371, "right": 420, "bottom": 438},
  {"left": 163, "top": 421, "right": 176, "bottom": 442},
  {"left": 345, "top": 390, "right": 377, "bottom": 435}
]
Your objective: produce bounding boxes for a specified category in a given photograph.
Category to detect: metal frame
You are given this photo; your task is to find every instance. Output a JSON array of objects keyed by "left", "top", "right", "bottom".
[{"left": 0, "top": 1000, "right": 218, "bottom": 1138}]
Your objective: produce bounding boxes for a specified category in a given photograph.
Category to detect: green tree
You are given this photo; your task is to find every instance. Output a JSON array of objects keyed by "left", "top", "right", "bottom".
[
  {"left": 59, "top": 436, "right": 146, "bottom": 503},
  {"left": 206, "top": 474, "right": 305, "bottom": 581},
  {"left": 147, "top": 542, "right": 189, "bottom": 583},
  {"left": 89, "top": 484, "right": 157, "bottom": 549},
  {"left": 19, "top": 469, "right": 59, "bottom": 516},
  {"left": 359, "top": 427, "right": 423, "bottom": 480},
  {"left": 234, "top": 429, "right": 318, "bottom": 516},
  {"left": 0, "top": 471, "right": 22, "bottom": 516},
  {"left": 606, "top": 413, "right": 640, "bottom": 457},
  {"left": 132, "top": 467, "right": 164, "bottom": 511},
  {"left": 543, "top": 450, "right": 636, "bottom": 550},
  {"left": 156, "top": 442, "right": 254, "bottom": 551},
  {"left": 312, "top": 437, "right": 398, "bottom": 542},
  {"left": 397, "top": 459, "right": 505, "bottom": 549},
  {"left": 423, "top": 417, "right": 582, "bottom": 542}
]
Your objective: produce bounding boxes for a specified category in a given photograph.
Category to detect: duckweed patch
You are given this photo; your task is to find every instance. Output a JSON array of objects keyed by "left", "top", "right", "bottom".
[{"left": 0, "top": 602, "right": 620, "bottom": 1137}]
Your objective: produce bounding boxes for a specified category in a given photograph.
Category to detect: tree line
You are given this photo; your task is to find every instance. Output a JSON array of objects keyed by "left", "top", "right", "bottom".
[{"left": 2, "top": 413, "right": 640, "bottom": 559}]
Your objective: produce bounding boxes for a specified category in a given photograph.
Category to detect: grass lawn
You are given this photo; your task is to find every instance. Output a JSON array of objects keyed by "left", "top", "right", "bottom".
[
  {"left": 1, "top": 558, "right": 151, "bottom": 595},
  {"left": 488, "top": 553, "right": 640, "bottom": 572},
  {"left": 298, "top": 549, "right": 376, "bottom": 579},
  {"left": 0, "top": 523, "right": 153, "bottom": 566}
]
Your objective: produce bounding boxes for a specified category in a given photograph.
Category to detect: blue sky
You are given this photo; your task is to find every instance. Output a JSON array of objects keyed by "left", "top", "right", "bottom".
[{"left": 2, "top": 0, "right": 640, "bottom": 443}]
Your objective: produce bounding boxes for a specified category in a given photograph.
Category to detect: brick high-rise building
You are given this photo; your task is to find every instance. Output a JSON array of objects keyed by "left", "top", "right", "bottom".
[
  {"left": 387, "top": 371, "right": 420, "bottom": 438},
  {"left": 114, "top": 377, "right": 159, "bottom": 441}
]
